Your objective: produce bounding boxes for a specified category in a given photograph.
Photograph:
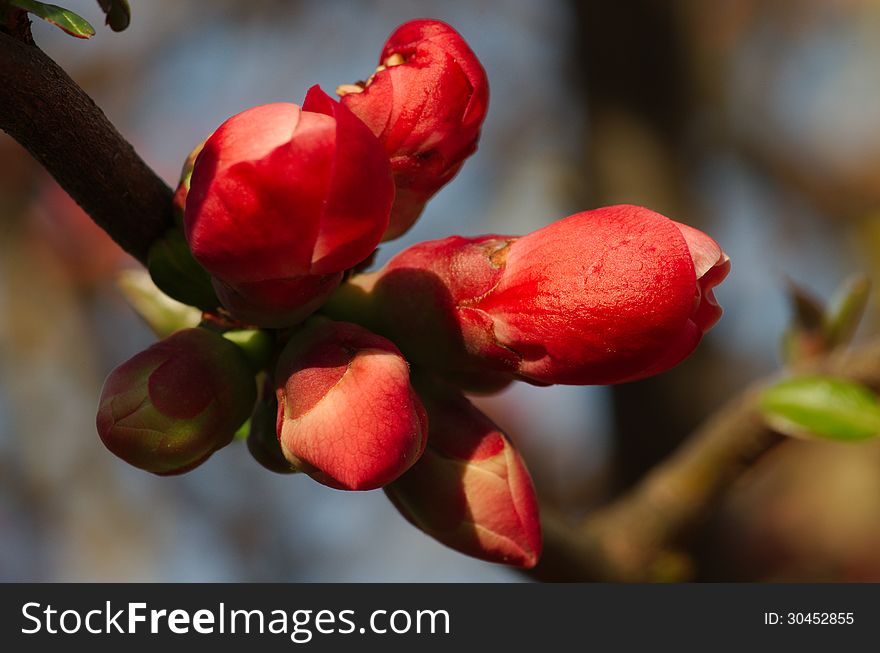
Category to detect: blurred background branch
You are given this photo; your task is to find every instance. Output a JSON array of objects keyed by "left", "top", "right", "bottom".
[{"left": 532, "top": 335, "right": 880, "bottom": 581}]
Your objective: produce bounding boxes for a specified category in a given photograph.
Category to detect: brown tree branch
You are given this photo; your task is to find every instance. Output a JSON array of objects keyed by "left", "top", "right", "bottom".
[
  {"left": 529, "top": 338, "right": 880, "bottom": 582},
  {"left": 0, "top": 30, "right": 173, "bottom": 264}
]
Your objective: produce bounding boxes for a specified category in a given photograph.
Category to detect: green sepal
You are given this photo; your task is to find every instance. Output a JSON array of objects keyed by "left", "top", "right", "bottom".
[
  {"left": 147, "top": 227, "right": 219, "bottom": 312},
  {"left": 9, "top": 0, "right": 95, "bottom": 38},
  {"left": 246, "top": 389, "right": 297, "bottom": 474},
  {"left": 222, "top": 329, "right": 273, "bottom": 374}
]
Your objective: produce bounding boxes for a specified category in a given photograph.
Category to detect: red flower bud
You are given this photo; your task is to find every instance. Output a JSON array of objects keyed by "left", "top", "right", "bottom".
[
  {"left": 275, "top": 319, "right": 428, "bottom": 491},
  {"left": 477, "top": 206, "right": 730, "bottom": 385},
  {"left": 328, "top": 205, "right": 729, "bottom": 387},
  {"left": 385, "top": 376, "right": 541, "bottom": 567},
  {"left": 340, "top": 19, "right": 489, "bottom": 240},
  {"left": 185, "top": 86, "right": 394, "bottom": 326},
  {"left": 96, "top": 328, "right": 257, "bottom": 475}
]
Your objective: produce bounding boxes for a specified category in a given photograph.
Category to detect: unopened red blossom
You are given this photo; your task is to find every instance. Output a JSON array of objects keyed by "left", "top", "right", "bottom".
[
  {"left": 325, "top": 204, "right": 729, "bottom": 388},
  {"left": 90, "top": 14, "right": 736, "bottom": 573},
  {"left": 339, "top": 19, "right": 489, "bottom": 240},
  {"left": 185, "top": 86, "right": 394, "bottom": 327},
  {"left": 96, "top": 328, "right": 257, "bottom": 475},
  {"left": 385, "top": 375, "right": 541, "bottom": 567},
  {"left": 275, "top": 319, "right": 428, "bottom": 491}
]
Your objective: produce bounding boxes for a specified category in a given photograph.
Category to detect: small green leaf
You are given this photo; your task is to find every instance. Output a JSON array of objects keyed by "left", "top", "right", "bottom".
[
  {"left": 95, "top": 0, "right": 129, "bottom": 32},
  {"left": 9, "top": 0, "right": 95, "bottom": 38},
  {"left": 825, "top": 275, "right": 871, "bottom": 349},
  {"left": 760, "top": 376, "right": 880, "bottom": 442}
]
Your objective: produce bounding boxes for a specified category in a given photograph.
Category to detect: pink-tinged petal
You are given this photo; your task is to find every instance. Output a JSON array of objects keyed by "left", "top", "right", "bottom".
[
  {"left": 674, "top": 221, "right": 725, "bottom": 279},
  {"left": 673, "top": 220, "right": 731, "bottom": 333},
  {"left": 96, "top": 329, "right": 256, "bottom": 475},
  {"left": 385, "top": 376, "right": 541, "bottom": 568},
  {"left": 275, "top": 320, "right": 427, "bottom": 491}
]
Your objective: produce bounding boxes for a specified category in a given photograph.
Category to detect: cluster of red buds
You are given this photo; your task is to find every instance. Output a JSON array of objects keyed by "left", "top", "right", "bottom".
[{"left": 97, "top": 19, "right": 729, "bottom": 569}]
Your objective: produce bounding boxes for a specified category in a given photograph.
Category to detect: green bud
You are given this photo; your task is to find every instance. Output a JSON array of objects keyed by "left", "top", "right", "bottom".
[{"left": 96, "top": 328, "right": 257, "bottom": 474}]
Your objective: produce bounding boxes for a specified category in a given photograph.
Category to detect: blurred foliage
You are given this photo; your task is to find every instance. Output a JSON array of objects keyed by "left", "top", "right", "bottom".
[
  {"left": 96, "top": 0, "right": 129, "bottom": 32},
  {"left": 782, "top": 276, "right": 870, "bottom": 365}
]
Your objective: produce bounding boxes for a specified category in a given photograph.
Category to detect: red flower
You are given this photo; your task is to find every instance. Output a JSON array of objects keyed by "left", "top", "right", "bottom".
[
  {"left": 326, "top": 205, "right": 729, "bottom": 388},
  {"left": 96, "top": 328, "right": 257, "bottom": 475},
  {"left": 185, "top": 86, "right": 394, "bottom": 327},
  {"left": 340, "top": 19, "right": 489, "bottom": 240},
  {"left": 275, "top": 319, "right": 428, "bottom": 491},
  {"left": 385, "top": 375, "right": 541, "bottom": 567}
]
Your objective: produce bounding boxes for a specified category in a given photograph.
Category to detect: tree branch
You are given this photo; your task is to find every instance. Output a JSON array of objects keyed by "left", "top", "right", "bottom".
[
  {"left": 529, "top": 337, "right": 880, "bottom": 581},
  {"left": 0, "top": 30, "right": 173, "bottom": 264}
]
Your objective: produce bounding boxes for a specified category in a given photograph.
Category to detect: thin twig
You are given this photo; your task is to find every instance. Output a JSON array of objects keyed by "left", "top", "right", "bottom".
[{"left": 528, "top": 338, "right": 880, "bottom": 581}]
